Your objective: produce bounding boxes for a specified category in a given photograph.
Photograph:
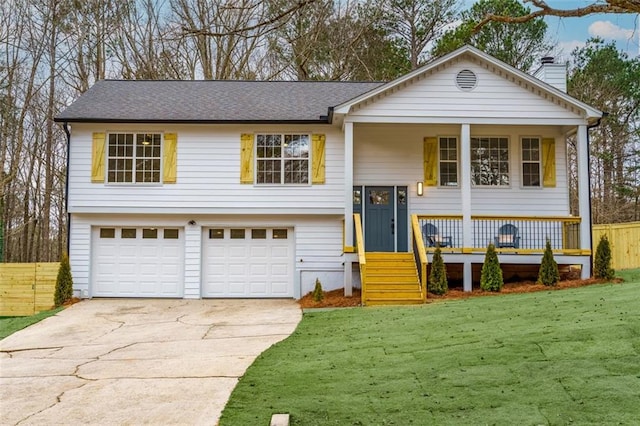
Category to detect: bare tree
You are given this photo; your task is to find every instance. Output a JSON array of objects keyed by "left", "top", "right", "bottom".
[{"left": 383, "top": 0, "right": 459, "bottom": 69}]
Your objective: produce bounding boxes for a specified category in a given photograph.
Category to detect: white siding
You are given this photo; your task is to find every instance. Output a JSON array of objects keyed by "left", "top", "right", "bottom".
[
  {"left": 354, "top": 123, "right": 569, "bottom": 216},
  {"left": 69, "top": 213, "right": 345, "bottom": 299},
  {"left": 68, "top": 124, "right": 344, "bottom": 214},
  {"left": 350, "top": 59, "right": 580, "bottom": 120}
]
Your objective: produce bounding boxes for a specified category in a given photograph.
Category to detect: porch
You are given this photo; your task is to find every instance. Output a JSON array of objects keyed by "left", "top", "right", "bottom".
[{"left": 353, "top": 213, "right": 591, "bottom": 305}]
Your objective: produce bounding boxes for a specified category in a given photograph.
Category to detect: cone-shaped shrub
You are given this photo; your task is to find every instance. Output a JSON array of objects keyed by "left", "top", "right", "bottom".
[
  {"left": 428, "top": 246, "right": 448, "bottom": 295},
  {"left": 312, "top": 278, "right": 324, "bottom": 302},
  {"left": 481, "top": 243, "right": 503, "bottom": 292},
  {"left": 594, "top": 235, "right": 615, "bottom": 279},
  {"left": 537, "top": 238, "right": 560, "bottom": 286},
  {"left": 54, "top": 253, "right": 73, "bottom": 307}
]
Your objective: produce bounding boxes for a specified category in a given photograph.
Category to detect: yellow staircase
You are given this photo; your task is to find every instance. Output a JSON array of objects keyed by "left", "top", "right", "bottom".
[{"left": 363, "top": 252, "right": 424, "bottom": 306}]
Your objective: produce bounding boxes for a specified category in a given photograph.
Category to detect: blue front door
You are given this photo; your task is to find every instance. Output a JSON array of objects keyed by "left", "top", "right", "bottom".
[{"left": 364, "top": 186, "right": 395, "bottom": 252}]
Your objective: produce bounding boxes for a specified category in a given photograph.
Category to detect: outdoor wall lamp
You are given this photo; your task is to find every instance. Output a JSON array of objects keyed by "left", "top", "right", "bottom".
[{"left": 417, "top": 181, "right": 424, "bottom": 196}]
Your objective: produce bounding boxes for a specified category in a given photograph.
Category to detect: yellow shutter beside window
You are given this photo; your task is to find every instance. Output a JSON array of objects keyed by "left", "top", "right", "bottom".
[
  {"left": 163, "top": 133, "right": 178, "bottom": 183},
  {"left": 423, "top": 137, "right": 438, "bottom": 186},
  {"left": 91, "top": 132, "right": 106, "bottom": 183},
  {"left": 542, "top": 137, "right": 556, "bottom": 187},
  {"left": 311, "top": 134, "right": 326, "bottom": 184},
  {"left": 240, "top": 133, "right": 254, "bottom": 184}
]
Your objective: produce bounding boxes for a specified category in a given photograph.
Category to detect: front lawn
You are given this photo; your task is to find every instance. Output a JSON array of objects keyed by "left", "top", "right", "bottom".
[
  {"left": 220, "top": 269, "right": 640, "bottom": 425},
  {"left": 0, "top": 307, "right": 63, "bottom": 340}
]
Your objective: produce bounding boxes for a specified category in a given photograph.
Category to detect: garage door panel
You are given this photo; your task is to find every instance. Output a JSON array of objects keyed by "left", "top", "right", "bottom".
[
  {"left": 92, "top": 227, "right": 184, "bottom": 298},
  {"left": 203, "top": 227, "right": 294, "bottom": 298}
]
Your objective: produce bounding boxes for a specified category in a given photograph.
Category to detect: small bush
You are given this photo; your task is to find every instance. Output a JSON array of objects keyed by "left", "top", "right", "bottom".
[
  {"left": 481, "top": 243, "right": 503, "bottom": 292},
  {"left": 428, "top": 246, "right": 448, "bottom": 295},
  {"left": 594, "top": 235, "right": 615, "bottom": 279},
  {"left": 54, "top": 253, "right": 73, "bottom": 307},
  {"left": 537, "top": 239, "right": 560, "bottom": 286},
  {"left": 312, "top": 278, "right": 324, "bottom": 302}
]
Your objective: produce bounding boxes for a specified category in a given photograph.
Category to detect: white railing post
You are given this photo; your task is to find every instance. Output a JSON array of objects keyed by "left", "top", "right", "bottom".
[
  {"left": 577, "top": 125, "right": 592, "bottom": 278},
  {"left": 344, "top": 121, "right": 354, "bottom": 296},
  {"left": 460, "top": 124, "right": 473, "bottom": 291}
]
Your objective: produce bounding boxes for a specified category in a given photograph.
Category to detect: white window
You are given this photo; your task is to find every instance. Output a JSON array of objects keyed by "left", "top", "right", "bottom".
[
  {"left": 256, "top": 134, "right": 309, "bottom": 184},
  {"left": 521, "top": 137, "right": 541, "bottom": 187},
  {"left": 471, "top": 137, "right": 509, "bottom": 186},
  {"left": 107, "top": 133, "right": 161, "bottom": 183},
  {"left": 439, "top": 137, "right": 458, "bottom": 187}
]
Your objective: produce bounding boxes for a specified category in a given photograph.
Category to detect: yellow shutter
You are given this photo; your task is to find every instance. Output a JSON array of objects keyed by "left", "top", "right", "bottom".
[
  {"left": 542, "top": 137, "right": 556, "bottom": 187},
  {"left": 240, "top": 133, "right": 254, "bottom": 184},
  {"left": 423, "top": 137, "right": 438, "bottom": 186},
  {"left": 163, "top": 133, "right": 178, "bottom": 183},
  {"left": 311, "top": 134, "right": 326, "bottom": 184},
  {"left": 91, "top": 132, "right": 106, "bottom": 183}
]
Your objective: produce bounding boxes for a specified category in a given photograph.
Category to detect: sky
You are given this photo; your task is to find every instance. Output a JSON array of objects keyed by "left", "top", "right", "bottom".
[{"left": 461, "top": 0, "right": 640, "bottom": 59}]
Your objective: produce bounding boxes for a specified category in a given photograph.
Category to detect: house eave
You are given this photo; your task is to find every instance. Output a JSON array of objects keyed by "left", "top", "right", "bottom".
[{"left": 54, "top": 117, "right": 333, "bottom": 125}]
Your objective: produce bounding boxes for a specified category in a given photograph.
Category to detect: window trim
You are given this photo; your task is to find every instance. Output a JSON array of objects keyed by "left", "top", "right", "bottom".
[
  {"left": 470, "top": 135, "right": 511, "bottom": 188},
  {"left": 520, "top": 136, "right": 542, "bottom": 189},
  {"left": 438, "top": 136, "right": 459, "bottom": 188},
  {"left": 254, "top": 132, "right": 311, "bottom": 186},
  {"left": 105, "top": 131, "right": 164, "bottom": 186}
]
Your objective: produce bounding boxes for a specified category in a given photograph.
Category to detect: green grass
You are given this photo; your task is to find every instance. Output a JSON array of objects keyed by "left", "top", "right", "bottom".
[
  {"left": 220, "top": 269, "right": 640, "bottom": 425},
  {"left": 0, "top": 307, "right": 63, "bottom": 340}
]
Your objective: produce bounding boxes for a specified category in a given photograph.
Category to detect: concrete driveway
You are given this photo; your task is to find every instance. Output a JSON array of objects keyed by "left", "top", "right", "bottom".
[{"left": 0, "top": 299, "right": 301, "bottom": 425}]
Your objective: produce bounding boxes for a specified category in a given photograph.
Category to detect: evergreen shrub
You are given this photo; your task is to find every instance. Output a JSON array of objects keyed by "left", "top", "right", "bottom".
[
  {"left": 54, "top": 253, "right": 73, "bottom": 307},
  {"left": 428, "top": 246, "right": 448, "bottom": 295},
  {"left": 480, "top": 243, "right": 503, "bottom": 292},
  {"left": 312, "top": 278, "right": 324, "bottom": 302},
  {"left": 537, "top": 239, "right": 560, "bottom": 286},
  {"left": 594, "top": 235, "right": 615, "bottom": 279}
]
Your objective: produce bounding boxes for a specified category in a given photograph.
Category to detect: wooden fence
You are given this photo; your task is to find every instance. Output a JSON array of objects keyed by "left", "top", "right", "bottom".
[
  {"left": 592, "top": 222, "right": 640, "bottom": 270},
  {"left": 0, "top": 263, "right": 59, "bottom": 316}
]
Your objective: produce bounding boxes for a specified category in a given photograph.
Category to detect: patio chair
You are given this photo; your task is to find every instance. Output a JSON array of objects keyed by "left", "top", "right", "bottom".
[
  {"left": 422, "top": 223, "right": 452, "bottom": 248},
  {"left": 495, "top": 224, "right": 520, "bottom": 248}
]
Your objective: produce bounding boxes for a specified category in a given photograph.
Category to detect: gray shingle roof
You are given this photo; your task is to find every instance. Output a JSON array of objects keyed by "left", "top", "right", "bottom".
[{"left": 55, "top": 80, "right": 384, "bottom": 123}]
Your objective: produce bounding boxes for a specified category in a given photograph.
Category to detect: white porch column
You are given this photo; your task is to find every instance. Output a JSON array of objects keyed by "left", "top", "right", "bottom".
[
  {"left": 460, "top": 123, "right": 473, "bottom": 291},
  {"left": 577, "top": 124, "right": 592, "bottom": 278},
  {"left": 343, "top": 121, "right": 354, "bottom": 296}
]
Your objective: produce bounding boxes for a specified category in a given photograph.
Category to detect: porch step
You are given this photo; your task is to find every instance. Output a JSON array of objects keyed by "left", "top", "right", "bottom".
[{"left": 363, "top": 252, "right": 423, "bottom": 306}]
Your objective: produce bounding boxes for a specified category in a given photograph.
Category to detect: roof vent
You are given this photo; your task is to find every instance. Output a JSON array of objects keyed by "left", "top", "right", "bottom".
[
  {"left": 456, "top": 69, "right": 477, "bottom": 91},
  {"left": 541, "top": 56, "right": 555, "bottom": 65}
]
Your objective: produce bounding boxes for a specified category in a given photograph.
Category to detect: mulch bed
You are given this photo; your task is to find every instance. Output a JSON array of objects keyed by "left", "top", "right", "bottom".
[{"left": 298, "top": 277, "right": 622, "bottom": 309}]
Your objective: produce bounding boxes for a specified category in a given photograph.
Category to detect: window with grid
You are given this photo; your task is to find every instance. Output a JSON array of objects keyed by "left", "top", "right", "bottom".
[
  {"left": 521, "top": 137, "right": 541, "bottom": 187},
  {"left": 439, "top": 137, "right": 458, "bottom": 186},
  {"left": 470, "top": 137, "right": 509, "bottom": 186},
  {"left": 256, "top": 134, "right": 309, "bottom": 184},
  {"left": 107, "top": 133, "right": 161, "bottom": 183}
]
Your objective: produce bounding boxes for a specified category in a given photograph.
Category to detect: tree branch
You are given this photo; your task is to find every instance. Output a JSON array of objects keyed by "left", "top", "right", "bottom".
[
  {"left": 182, "top": 0, "right": 318, "bottom": 38},
  {"left": 474, "top": 0, "right": 639, "bottom": 32}
]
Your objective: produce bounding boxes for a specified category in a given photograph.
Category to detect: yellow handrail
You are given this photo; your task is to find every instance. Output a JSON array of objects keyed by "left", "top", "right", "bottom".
[
  {"left": 471, "top": 214, "right": 581, "bottom": 222},
  {"left": 353, "top": 214, "right": 366, "bottom": 305},
  {"left": 411, "top": 214, "right": 428, "bottom": 301}
]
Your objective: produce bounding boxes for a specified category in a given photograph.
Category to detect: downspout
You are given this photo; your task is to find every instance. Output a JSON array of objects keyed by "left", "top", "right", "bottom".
[
  {"left": 586, "top": 112, "right": 607, "bottom": 270},
  {"left": 63, "top": 122, "right": 71, "bottom": 255}
]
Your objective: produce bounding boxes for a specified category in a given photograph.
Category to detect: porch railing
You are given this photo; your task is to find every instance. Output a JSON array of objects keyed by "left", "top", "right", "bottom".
[
  {"left": 354, "top": 214, "right": 367, "bottom": 305},
  {"left": 410, "top": 215, "right": 428, "bottom": 301},
  {"left": 417, "top": 215, "right": 582, "bottom": 254}
]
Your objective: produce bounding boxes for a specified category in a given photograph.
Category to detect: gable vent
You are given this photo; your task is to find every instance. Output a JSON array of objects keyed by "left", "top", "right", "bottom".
[{"left": 456, "top": 69, "right": 477, "bottom": 91}]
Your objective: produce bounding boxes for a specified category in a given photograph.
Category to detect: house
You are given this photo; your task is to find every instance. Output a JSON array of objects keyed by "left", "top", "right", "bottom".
[{"left": 55, "top": 46, "right": 602, "bottom": 305}]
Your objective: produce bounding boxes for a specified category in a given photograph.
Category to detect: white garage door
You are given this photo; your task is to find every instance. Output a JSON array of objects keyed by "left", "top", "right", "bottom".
[
  {"left": 92, "top": 227, "right": 184, "bottom": 297},
  {"left": 202, "top": 227, "right": 294, "bottom": 298}
]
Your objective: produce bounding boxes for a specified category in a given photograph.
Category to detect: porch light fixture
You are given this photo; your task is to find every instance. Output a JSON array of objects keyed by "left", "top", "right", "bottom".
[{"left": 417, "top": 181, "right": 424, "bottom": 196}]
